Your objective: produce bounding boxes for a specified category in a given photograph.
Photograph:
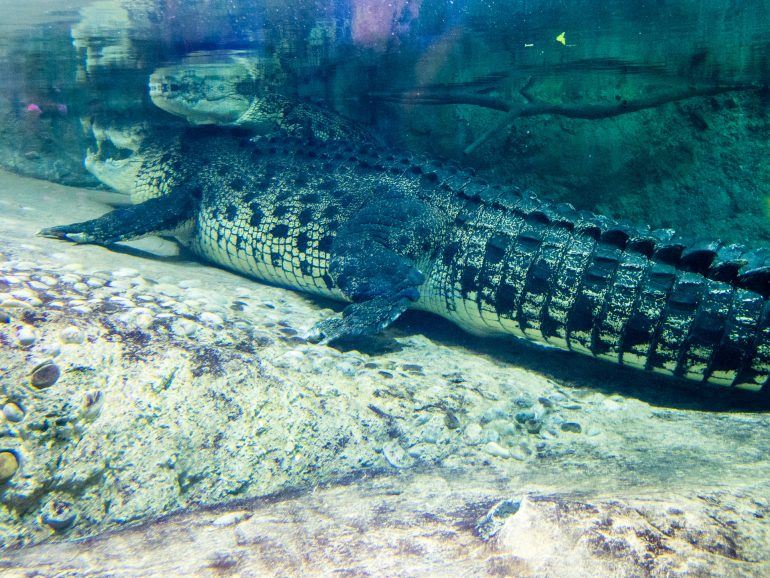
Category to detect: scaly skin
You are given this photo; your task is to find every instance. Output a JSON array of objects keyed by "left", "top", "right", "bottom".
[{"left": 41, "top": 128, "right": 770, "bottom": 392}]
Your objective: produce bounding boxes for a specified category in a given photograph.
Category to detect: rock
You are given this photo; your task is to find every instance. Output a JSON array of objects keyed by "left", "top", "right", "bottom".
[
  {"left": 212, "top": 511, "right": 251, "bottom": 527},
  {"left": 382, "top": 441, "right": 414, "bottom": 469},
  {"left": 509, "top": 441, "right": 533, "bottom": 462},
  {"left": 3, "top": 298, "right": 34, "bottom": 311},
  {"left": 16, "top": 326, "right": 36, "bottom": 347},
  {"left": 463, "top": 423, "right": 483, "bottom": 445},
  {"left": 172, "top": 319, "right": 199, "bottom": 337},
  {"left": 112, "top": 268, "right": 139, "bottom": 278},
  {"left": 271, "top": 350, "right": 305, "bottom": 369},
  {"left": 30, "top": 361, "right": 61, "bottom": 389},
  {"left": 476, "top": 498, "right": 521, "bottom": 540},
  {"left": 483, "top": 441, "right": 510, "bottom": 459},
  {"left": 560, "top": 422, "right": 582, "bottom": 434},
  {"left": 515, "top": 411, "right": 542, "bottom": 434},
  {"left": 59, "top": 326, "right": 84, "bottom": 344},
  {"left": 40, "top": 499, "right": 77, "bottom": 531},
  {"left": 199, "top": 311, "right": 224, "bottom": 327},
  {"left": 134, "top": 313, "right": 154, "bottom": 329},
  {"left": 2, "top": 403, "right": 24, "bottom": 422},
  {"left": 514, "top": 396, "right": 533, "bottom": 408},
  {"left": 335, "top": 362, "right": 356, "bottom": 376},
  {"left": 0, "top": 451, "right": 19, "bottom": 482},
  {"left": 81, "top": 391, "right": 103, "bottom": 421},
  {"left": 444, "top": 411, "right": 461, "bottom": 430}
]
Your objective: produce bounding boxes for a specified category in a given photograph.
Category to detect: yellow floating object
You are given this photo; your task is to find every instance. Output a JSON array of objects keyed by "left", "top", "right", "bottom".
[{"left": 556, "top": 32, "right": 566, "bottom": 45}]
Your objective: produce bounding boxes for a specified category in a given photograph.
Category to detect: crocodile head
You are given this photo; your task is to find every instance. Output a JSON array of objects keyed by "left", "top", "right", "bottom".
[{"left": 84, "top": 119, "right": 186, "bottom": 203}]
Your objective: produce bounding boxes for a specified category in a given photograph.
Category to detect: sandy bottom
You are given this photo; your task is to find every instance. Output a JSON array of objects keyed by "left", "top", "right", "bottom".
[{"left": 1, "top": 170, "right": 770, "bottom": 576}]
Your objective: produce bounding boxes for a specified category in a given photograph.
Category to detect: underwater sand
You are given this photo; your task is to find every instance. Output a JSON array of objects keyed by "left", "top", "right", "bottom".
[{"left": 1, "top": 170, "right": 770, "bottom": 575}]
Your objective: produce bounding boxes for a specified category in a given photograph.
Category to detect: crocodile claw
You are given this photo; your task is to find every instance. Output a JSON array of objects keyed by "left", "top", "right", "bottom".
[
  {"left": 306, "top": 296, "right": 412, "bottom": 344},
  {"left": 37, "top": 226, "right": 96, "bottom": 244},
  {"left": 306, "top": 316, "right": 348, "bottom": 345}
]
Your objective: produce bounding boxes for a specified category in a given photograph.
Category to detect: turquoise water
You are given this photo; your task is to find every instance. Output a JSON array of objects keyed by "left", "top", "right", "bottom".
[
  {"left": 2, "top": 1, "right": 770, "bottom": 573},
  {"left": 2, "top": 0, "right": 769, "bottom": 242}
]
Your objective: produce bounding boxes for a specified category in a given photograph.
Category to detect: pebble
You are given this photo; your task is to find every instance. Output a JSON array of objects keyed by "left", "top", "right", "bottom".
[
  {"left": 212, "top": 511, "right": 251, "bottom": 527},
  {"left": 463, "top": 423, "right": 483, "bottom": 445},
  {"left": 510, "top": 441, "right": 533, "bottom": 461},
  {"left": 272, "top": 350, "right": 305, "bottom": 369},
  {"left": 560, "top": 422, "right": 582, "bottom": 434},
  {"left": 476, "top": 499, "right": 521, "bottom": 539},
  {"left": 81, "top": 390, "right": 104, "bottom": 420},
  {"left": 418, "top": 416, "right": 445, "bottom": 444},
  {"left": 2, "top": 403, "right": 24, "bottom": 422},
  {"left": 156, "top": 284, "right": 181, "bottom": 297},
  {"left": 336, "top": 362, "right": 357, "bottom": 377},
  {"left": 40, "top": 344, "right": 61, "bottom": 358},
  {"left": 108, "top": 296, "right": 134, "bottom": 306},
  {"left": 0, "top": 451, "right": 19, "bottom": 482},
  {"left": 199, "top": 312, "right": 224, "bottom": 327},
  {"left": 17, "top": 327, "right": 36, "bottom": 347},
  {"left": 514, "top": 396, "right": 533, "bottom": 408},
  {"left": 40, "top": 499, "right": 77, "bottom": 531},
  {"left": 108, "top": 278, "right": 135, "bottom": 291},
  {"left": 172, "top": 319, "right": 199, "bottom": 337},
  {"left": 515, "top": 411, "right": 543, "bottom": 434},
  {"left": 112, "top": 267, "right": 139, "bottom": 278},
  {"left": 85, "top": 277, "right": 104, "bottom": 288},
  {"left": 444, "top": 411, "right": 461, "bottom": 430},
  {"left": 487, "top": 419, "right": 517, "bottom": 437},
  {"left": 382, "top": 441, "right": 414, "bottom": 468},
  {"left": 60, "top": 326, "right": 85, "bottom": 344},
  {"left": 3, "top": 298, "right": 33, "bottom": 310},
  {"left": 30, "top": 361, "right": 61, "bottom": 389},
  {"left": 483, "top": 441, "right": 511, "bottom": 459}
]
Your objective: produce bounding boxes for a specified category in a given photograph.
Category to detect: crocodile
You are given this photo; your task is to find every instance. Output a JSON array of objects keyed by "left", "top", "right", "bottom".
[
  {"left": 39, "top": 126, "right": 770, "bottom": 392},
  {"left": 150, "top": 57, "right": 376, "bottom": 144}
]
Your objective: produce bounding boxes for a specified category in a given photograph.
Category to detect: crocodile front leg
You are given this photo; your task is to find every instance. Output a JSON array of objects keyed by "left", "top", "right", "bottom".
[
  {"left": 308, "top": 188, "right": 447, "bottom": 343},
  {"left": 38, "top": 188, "right": 198, "bottom": 245}
]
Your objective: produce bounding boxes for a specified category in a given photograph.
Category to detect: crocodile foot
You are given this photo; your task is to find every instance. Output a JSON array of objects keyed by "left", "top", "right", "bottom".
[{"left": 307, "top": 296, "right": 412, "bottom": 344}]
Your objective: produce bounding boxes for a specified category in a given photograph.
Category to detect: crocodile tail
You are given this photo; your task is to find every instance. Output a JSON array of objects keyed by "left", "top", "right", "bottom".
[{"left": 558, "top": 241, "right": 770, "bottom": 391}]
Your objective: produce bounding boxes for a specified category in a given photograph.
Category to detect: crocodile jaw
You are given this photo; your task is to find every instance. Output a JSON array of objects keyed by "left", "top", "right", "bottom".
[
  {"left": 85, "top": 150, "right": 142, "bottom": 196},
  {"left": 82, "top": 119, "right": 149, "bottom": 196}
]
